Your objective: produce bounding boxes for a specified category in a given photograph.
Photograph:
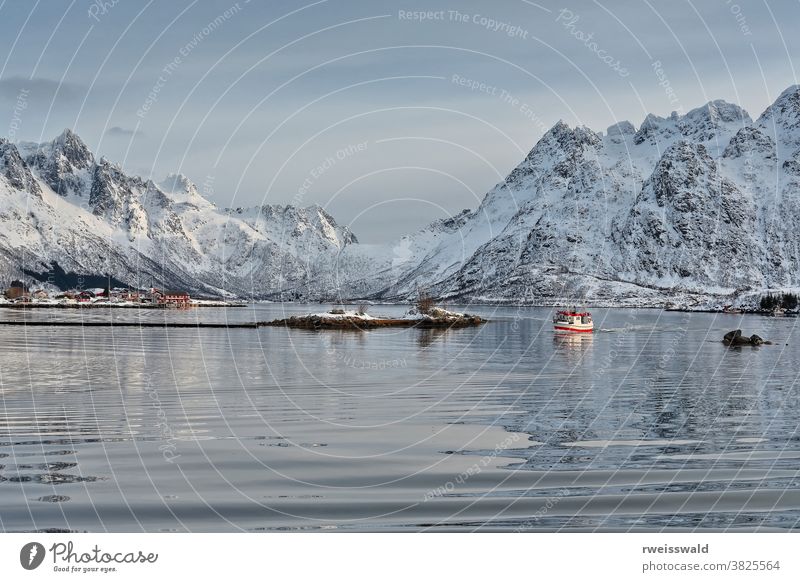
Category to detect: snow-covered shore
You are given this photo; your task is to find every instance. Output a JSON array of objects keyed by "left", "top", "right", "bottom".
[{"left": 0, "top": 298, "right": 244, "bottom": 308}]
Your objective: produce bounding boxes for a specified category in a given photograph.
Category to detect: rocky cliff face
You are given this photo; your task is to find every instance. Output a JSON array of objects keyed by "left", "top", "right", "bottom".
[
  {"left": 615, "top": 140, "right": 761, "bottom": 291},
  {"left": 1, "top": 138, "right": 42, "bottom": 196},
  {"left": 20, "top": 129, "right": 94, "bottom": 197}
]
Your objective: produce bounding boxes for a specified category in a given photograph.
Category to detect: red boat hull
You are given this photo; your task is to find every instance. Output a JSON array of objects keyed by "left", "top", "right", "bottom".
[{"left": 554, "top": 325, "right": 593, "bottom": 333}]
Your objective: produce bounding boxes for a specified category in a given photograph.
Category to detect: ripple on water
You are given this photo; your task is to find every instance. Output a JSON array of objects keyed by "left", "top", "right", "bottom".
[{"left": 2, "top": 306, "right": 800, "bottom": 531}]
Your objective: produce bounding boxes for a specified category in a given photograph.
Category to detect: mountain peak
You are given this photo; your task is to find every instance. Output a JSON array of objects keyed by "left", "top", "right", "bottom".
[
  {"left": 633, "top": 113, "right": 672, "bottom": 145},
  {"left": 55, "top": 127, "right": 77, "bottom": 143},
  {"left": 607, "top": 120, "right": 636, "bottom": 137},
  {"left": 540, "top": 120, "right": 600, "bottom": 147},
  {"left": 19, "top": 129, "right": 93, "bottom": 165},
  {"left": 755, "top": 84, "right": 800, "bottom": 158},
  {"left": 685, "top": 99, "right": 751, "bottom": 125},
  {"left": 52, "top": 128, "right": 93, "bottom": 163},
  {"left": 776, "top": 84, "right": 800, "bottom": 102},
  {"left": 160, "top": 172, "right": 193, "bottom": 193},
  {"left": 758, "top": 84, "right": 800, "bottom": 121},
  {"left": 639, "top": 113, "right": 665, "bottom": 130},
  {"left": 633, "top": 100, "right": 750, "bottom": 151}
]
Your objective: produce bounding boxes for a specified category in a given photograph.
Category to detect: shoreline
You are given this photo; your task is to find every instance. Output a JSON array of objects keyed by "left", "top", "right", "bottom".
[
  {"left": 1, "top": 302, "right": 791, "bottom": 316},
  {"left": 0, "top": 301, "right": 245, "bottom": 309},
  {"left": 0, "top": 318, "right": 486, "bottom": 330},
  {"left": 0, "top": 320, "right": 259, "bottom": 328},
  {"left": 2, "top": 302, "right": 792, "bottom": 317}
]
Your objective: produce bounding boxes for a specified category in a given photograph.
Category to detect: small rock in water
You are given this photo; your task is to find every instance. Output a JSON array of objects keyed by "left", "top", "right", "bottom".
[
  {"left": 723, "top": 330, "right": 769, "bottom": 346},
  {"left": 723, "top": 329, "right": 741, "bottom": 343}
]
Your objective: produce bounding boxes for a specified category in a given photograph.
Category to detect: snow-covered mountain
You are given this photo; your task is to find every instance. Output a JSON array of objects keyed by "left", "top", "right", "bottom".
[
  {"left": 0, "top": 129, "right": 356, "bottom": 298},
  {"left": 332, "top": 86, "right": 800, "bottom": 308},
  {"left": 3, "top": 85, "right": 800, "bottom": 307}
]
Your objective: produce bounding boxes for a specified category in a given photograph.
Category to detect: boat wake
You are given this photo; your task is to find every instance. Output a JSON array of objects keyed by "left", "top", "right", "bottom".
[{"left": 596, "top": 326, "right": 688, "bottom": 333}]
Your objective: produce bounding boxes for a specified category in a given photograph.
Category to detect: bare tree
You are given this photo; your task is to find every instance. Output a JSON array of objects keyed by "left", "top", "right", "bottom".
[{"left": 416, "top": 288, "right": 435, "bottom": 314}]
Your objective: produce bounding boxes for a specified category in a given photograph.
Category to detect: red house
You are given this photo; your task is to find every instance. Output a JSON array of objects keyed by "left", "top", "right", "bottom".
[
  {"left": 78, "top": 290, "right": 95, "bottom": 302},
  {"left": 152, "top": 289, "right": 190, "bottom": 307}
]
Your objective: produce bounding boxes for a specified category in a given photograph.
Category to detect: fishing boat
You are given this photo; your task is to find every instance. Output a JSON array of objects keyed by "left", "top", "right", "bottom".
[{"left": 553, "top": 310, "right": 593, "bottom": 333}]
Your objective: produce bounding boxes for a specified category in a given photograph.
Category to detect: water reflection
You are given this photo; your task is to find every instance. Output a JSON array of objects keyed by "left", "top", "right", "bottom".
[
  {"left": 416, "top": 328, "right": 450, "bottom": 348},
  {"left": 1, "top": 305, "right": 799, "bottom": 531},
  {"left": 552, "top": 331, "right": 594, "bottom": 351}
]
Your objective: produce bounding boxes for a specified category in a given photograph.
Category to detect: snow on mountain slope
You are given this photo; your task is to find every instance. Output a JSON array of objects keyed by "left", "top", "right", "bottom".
[
  {"left": 2, "top": 85, "right": 800, "bottom": 306},
  {"left": 0, "top": 132, "right": 356, "bottom": 297},
  {"left": 615, "top": 140, "right": 761, "bottom": 292},
  {"left": 331, "top": 88, "right": 792, "bottom": 306}
]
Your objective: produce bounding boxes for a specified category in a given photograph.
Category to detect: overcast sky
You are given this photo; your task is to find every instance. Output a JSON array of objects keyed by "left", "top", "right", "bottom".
[{"left": 2, "top": 0, "right": 799, "bottom": 242}]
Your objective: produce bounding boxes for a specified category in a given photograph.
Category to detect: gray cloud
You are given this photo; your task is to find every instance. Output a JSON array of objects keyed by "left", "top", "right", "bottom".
[
  {"left": 106, "top": 126, "right": 143, "bottom": 137},
  {"left": 0, "top": 76, "right": 80, "bottom": 103}
]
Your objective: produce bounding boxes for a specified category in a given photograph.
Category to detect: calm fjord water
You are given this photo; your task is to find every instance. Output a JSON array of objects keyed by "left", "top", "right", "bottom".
[{"left": 1, "top": 304, "right": 799, "bottom": 532}]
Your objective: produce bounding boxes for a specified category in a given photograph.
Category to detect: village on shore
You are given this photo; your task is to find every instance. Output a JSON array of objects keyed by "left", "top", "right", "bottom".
[{"left": 0, "top": 280, "right": 239, "bottom": 308}]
